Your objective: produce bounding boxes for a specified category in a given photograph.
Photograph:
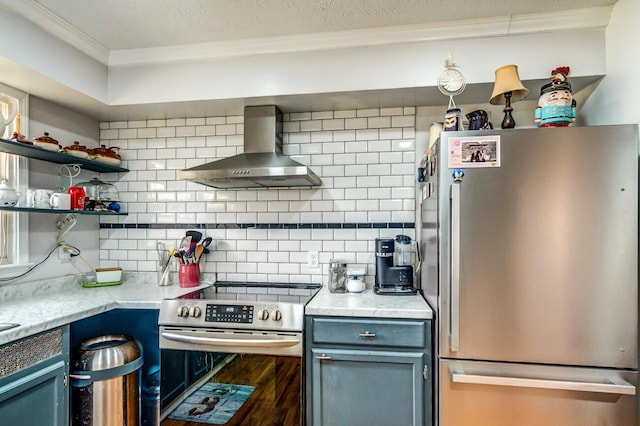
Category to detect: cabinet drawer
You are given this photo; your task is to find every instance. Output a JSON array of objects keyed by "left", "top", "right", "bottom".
[{"left": 311, "top": 317, "right": 426, "bottom": 348}]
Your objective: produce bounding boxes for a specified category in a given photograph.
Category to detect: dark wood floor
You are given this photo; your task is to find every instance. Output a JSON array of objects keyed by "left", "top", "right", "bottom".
[{"left": 162, "top": 354, "right": 302, "bottom": 426}]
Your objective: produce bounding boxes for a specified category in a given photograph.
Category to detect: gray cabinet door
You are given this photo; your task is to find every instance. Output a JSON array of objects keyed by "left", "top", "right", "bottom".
[
  {"left": 0, "top": 359, "right": 67, "bottom": 426},
  {"left": 310, "top": 348, "right": 425, "bottom": 426}
]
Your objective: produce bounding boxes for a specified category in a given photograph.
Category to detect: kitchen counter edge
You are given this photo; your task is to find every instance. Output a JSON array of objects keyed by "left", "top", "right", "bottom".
[
  {"left": 305, "top": 286, "right": 433, "bottom": 319},
  {"left": 0, "top": 280, "right": 210, "bottom": 346}
]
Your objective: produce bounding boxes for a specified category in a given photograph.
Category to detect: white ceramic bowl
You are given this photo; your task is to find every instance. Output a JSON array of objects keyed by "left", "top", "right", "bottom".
[{"left": 95, "top": 267, "right": 123, "bottom": 283}]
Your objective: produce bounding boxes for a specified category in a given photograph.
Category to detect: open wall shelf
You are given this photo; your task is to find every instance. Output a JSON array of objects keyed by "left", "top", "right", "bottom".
[
  {"left": 0, "top": 138, "right": 128, "bottom": 173},
  {"left": 0, "top": 206, "right": 127, "bottom": 215}
]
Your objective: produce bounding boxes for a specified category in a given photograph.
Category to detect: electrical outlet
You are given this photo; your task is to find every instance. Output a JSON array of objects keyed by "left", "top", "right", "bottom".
[
  {"left": 308, "top": 251, "right": 319, "bottom": 268},
  {"left": 59, "top": 246, "right": 71, "bottom": 262}
]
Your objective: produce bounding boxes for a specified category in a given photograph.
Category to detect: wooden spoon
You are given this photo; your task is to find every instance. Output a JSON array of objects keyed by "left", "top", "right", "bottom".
[{"left": 194, "top": 244, "right": 204, "bottom": 263}]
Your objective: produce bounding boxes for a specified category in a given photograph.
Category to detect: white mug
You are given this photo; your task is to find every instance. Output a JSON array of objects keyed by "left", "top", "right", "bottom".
[{"left": 50, "top": 193, "right": 71, "bottom": 210}]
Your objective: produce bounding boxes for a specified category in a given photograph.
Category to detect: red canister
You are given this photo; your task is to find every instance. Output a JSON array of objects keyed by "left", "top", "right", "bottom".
[{"left": 67, "top": 186, "right": 86, "bottom": 210}]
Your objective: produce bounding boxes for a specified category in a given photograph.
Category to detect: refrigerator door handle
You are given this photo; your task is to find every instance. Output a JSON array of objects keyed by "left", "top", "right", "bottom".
[
  {"left": 450, "top": 182, "right": 461, "bottom": 352},
  {"left": 451, "top": 372, "right": 636, "bottom": 395}
]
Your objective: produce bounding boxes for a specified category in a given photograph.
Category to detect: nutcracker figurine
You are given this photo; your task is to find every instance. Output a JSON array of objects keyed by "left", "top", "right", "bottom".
[{"left": 534, "top": 66, "right": 576, "bottom": 128}]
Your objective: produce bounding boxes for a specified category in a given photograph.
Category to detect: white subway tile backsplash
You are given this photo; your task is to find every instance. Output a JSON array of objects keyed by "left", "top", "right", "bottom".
[
  {"left": 380, "top": 107, "right": 404, "bottom": 116},
  {"left": 344, "top": 141, "right": 368, "bottom": 152},
  {"left": 146, "top": 119, "right": 166, "bottom": 127},
  {"left": 322, "top": 119, "right": 345, "bottom": 131},
  {"left": 167, "top": 118, "right": 186, "bottom": 127},
  {"left": 368, "top": 116, "right": 391, "bottom": 128},
  {"left": 311, "top": 111, "right": 333, "bottom": 120},
  {"left": 157, "top": 127, "right": 176, "bottom": 138},
  {"left": 196, "top": 212, "right": 217, "bottom": 223},
  {"left": 356, "top": 109, "right": 380, "bottom": 117},
  {"left": 309, "top": 153, "right": 335, "bottom": 166},
  {"left": 157, "top": 213, "right": 177, "bottom": 223},
  {"left": 379, "top": 128, "right": 403, "bottom": 140},
  {"left": 310, "top": 131, "right": 333, "bottom": 143},
  {"left": 206, "top": 116, "right": 227, "bottom": 125},
  {"left": 367, "top": 163, "right": 391, "bottom": 177},
  {"left": 332, "top": 176, "right": 357, "bottom": 188},
  {"left": 100, "top": 129, "right": 118, "bottom": 139},
  {"left": 333, "top": 130, "right": 356, "bottom": 142},
  {"left": 300, "top": 120, "right": 322, "bottom": 132},
  {"left": 369, "top": 211, "right": 392, "bottom": 222},
  {"left": 118, "top": 128, "right": 137, "bottom": 139},
  {"left": 289, "top": 112, "right": 312, "bottom": 121},
  {"left": 167, "top": 138, "right": 187, "bottom": 148},
  {"left": 216, "top": 124, "right": 237, "bottom": 135},
  {"left": 100, "top": 106, "right": 417, "bottom": 282},
  {"left": 356, "top": 129, "right": 379, "bottom": 141}
]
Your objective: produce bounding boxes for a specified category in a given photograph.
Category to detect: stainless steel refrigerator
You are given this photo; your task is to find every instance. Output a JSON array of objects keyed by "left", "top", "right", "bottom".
[{"left": 420, "top": 125, "right": 638, "bottom": 425}]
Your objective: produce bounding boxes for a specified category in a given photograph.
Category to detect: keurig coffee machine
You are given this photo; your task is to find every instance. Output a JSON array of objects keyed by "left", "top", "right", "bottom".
[{"left": 374, "top": 236, "right": 418, "bottom": 295}]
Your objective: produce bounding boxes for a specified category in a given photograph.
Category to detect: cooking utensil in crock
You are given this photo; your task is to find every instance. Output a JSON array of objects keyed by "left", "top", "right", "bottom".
[
  {"left": 186, "top": 230, "right": 202, "bottom": 244},
  {"left": 194, "top": 244, "right": 205, "bottom": 263},
  {"left": 200, "top": 236, "right": 212, "bottom": 251}
]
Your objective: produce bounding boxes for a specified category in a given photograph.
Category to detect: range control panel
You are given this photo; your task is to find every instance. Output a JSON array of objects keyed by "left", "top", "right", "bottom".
[
  {"left": 206, "top": 304, "right": 254, "bottom": 323},
  {"left": 159, "top": 299, "right": 305, "bottom": 331}
]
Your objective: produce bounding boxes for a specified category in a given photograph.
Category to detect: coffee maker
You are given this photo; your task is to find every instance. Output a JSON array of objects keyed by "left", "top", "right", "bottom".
[{"left": 374, "top": 236, "right": 418, "bottom": 295}]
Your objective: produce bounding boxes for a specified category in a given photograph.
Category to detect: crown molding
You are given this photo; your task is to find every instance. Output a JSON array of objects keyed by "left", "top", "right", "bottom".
[
  {"left": 108, "top": 6, "right": 613, "bottom": 67},
  {"left": 1, "top": 2, "right": 612, "bottom": 68},
  {"left": 0, "top": 0, "right": 110, "bottom": 64}
]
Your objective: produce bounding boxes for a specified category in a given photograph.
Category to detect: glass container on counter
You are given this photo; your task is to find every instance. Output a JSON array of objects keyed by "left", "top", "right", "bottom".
[{"left": 328, "top": 260, "right": 347, "bottom": 293}]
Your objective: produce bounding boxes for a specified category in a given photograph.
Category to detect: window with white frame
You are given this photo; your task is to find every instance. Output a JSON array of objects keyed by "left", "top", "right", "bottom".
[{"left": 0, "top": 83, "right": 29, "bottom": 279}]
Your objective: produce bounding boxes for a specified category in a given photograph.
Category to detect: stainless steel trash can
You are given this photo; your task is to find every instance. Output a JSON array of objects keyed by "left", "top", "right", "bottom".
[{"left": 70, "top": 335, "right": 143, "bottom": 426}]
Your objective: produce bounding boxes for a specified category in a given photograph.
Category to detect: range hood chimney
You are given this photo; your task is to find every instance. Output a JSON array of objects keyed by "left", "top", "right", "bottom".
[{"left": 178, "top": 105, "right": 321, "bottom": 188}]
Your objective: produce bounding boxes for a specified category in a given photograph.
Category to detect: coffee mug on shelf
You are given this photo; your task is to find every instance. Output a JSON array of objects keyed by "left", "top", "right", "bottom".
[{"left": 50, "top": 193, "right": 71, "bottom": 210}]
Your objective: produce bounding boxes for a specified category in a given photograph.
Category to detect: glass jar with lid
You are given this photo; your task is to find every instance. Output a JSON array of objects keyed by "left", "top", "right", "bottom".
[{"left": 328, "top": 260, "right": 347, "bottom": 293}]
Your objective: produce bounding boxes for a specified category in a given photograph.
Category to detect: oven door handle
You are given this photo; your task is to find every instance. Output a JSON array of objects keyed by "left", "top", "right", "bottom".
[{"left": 161, "top": 331, "right": 301, "bottom": 348}]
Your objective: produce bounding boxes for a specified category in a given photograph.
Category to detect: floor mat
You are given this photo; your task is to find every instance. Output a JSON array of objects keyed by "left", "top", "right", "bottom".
[{"left": 168, "top": 382, "right": 255, "bottom": 424}]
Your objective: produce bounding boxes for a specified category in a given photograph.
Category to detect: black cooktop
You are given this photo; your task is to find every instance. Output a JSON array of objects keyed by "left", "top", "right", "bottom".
[{"left": 178, "top": 281, "right": 323, "bottom": 303}]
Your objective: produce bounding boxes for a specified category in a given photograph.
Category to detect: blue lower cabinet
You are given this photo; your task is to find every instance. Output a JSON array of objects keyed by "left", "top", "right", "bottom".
[
  {"left": 306, "top": 317, "right": 433, "bottom": 426},
  {"left": 0, "top": 327, "right": 70, "bottom": 426}
]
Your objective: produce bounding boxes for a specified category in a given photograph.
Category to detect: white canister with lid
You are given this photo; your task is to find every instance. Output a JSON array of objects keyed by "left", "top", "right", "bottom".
[{"left": 346, "top": 267, "right": 366, "bottom": 293}]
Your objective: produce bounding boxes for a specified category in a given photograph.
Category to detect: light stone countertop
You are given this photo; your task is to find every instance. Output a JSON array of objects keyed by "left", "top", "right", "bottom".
[
  {"left": 1, "top": 275, "right": 433, "bottom": 346},
  {"left": 0, "top": 273, "right": 210, "bottom": 346},
  {"left": 306, "top": 285, "right": 433, "bottom": 319}
]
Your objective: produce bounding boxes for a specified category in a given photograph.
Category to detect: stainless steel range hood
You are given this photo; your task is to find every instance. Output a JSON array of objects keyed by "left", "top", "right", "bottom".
[{"left": 178, "top": 105, "right": 321, "bottom": 188}]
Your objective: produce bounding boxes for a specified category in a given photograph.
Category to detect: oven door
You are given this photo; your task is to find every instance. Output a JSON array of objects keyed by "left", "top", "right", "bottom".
[{"left": 159, "top": 326, "right": 304, "bottom": 426}]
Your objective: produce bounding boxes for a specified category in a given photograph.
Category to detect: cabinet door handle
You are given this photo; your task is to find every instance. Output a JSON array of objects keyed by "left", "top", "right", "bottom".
[
  {"left": 315, "top": 354, "right": 332, "bottom": 360},
  {"left": 358, "top": 332, "right": 376, "bottom": 338},
  {"left": 423, "top": 365, "right": 429, "bottom": 380}
]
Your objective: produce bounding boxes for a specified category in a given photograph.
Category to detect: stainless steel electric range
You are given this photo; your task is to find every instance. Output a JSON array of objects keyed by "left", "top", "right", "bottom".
[{"left": 158, "top": 281, "right": 322, "bottom": 426}]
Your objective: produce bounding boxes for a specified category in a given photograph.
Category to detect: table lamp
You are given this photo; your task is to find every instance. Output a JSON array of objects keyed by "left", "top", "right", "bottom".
[{"left": 489, "top": 64, "right": 529, "bottom": 129}]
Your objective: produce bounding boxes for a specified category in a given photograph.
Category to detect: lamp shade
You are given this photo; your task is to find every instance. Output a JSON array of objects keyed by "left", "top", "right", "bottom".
[{"left": 489, "top": 64, "right": 529, "bottom": 105}]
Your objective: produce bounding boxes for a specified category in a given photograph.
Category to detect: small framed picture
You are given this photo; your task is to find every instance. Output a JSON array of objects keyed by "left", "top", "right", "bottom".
[{"left": 448, "top": 135, "right": 501, "bottom": 168}]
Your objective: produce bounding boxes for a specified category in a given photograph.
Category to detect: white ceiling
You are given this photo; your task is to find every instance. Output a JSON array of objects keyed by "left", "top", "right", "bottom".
[{"left": 15, "top": 0, "right": 618, "bottom": 52}]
